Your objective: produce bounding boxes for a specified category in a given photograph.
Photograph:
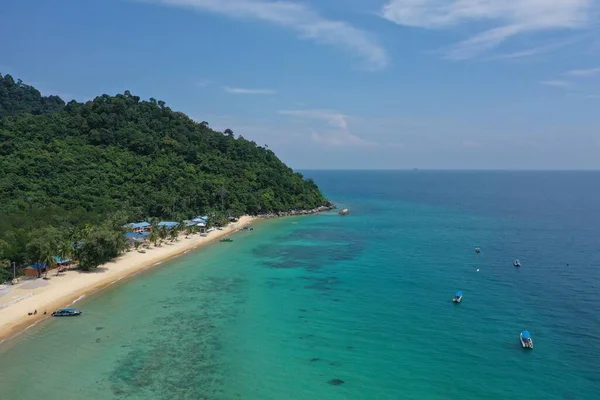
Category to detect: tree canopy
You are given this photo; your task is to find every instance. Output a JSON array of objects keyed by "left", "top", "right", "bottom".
[{"left": 0, "top": 73, "right": 328, "bottom": 271}]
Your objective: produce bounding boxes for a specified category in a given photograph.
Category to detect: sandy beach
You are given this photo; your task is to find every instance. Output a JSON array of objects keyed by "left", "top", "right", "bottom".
[{"left": 0, "top": 216, "right": 256, "bottom": 343}]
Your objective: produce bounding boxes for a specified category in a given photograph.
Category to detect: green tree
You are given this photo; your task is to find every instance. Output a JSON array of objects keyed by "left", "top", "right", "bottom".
[
  {"left": 158, "top": 226, "right": 168, "bottom": 244},
  {"left": 0, "top": 74, "right": 330, "bottom": 269}
]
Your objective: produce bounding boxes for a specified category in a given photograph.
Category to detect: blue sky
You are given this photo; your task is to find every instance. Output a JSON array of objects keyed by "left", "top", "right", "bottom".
[{"left": 1, "top": 0, "right": 599, "bottom": 169}]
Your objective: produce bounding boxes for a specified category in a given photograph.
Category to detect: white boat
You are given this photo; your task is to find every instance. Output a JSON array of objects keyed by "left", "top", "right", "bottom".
[
  {"left": 520, "top": 330, "right": 533, "bottom": 349},
  {"left": 514, "top": 259, "right": 521, "bottom": 267},
  {"left": 339, "top": 208, "right": 349, "bottom": 216},
  {"left": 452, "top": 291, "right": 463, "bottom": 303}
]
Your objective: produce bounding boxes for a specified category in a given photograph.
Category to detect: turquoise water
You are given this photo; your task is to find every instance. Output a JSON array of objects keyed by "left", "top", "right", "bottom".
[{"left": 1, "top": 171, "right": 599, "bottom": 399}]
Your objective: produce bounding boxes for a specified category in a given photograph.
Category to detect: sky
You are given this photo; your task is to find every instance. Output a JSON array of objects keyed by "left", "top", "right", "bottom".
[{"left": 1, "top": 0, "right": 600, "bottom": 169}]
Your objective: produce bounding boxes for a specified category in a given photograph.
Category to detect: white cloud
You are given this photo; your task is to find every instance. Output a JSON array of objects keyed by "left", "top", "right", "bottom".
[
  {"left": 381, "top": 0, "right": 595, "bottom": 59},
  {"left": 566, "top": 67, "right": 600, "bottom": 77},
  {"left": 278, "top": 109, "right": 379, "bottom": 147},
  {"left": 486, "top": 36, "right": 585, "bottom": 60},
  {"left": 224, "top": 86, "right": 277, "bottom": 95},
  {"left": 540, "top": 80, "right": 572, "bottom": 88},
  {"left": 194, "top": 78, "right": 212, "bottom": 87},
  {"left": 156, "top": 0, "right": 388, "bottom": 70}
]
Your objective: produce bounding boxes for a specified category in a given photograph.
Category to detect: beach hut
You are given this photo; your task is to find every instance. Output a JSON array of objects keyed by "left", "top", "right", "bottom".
[
  {"left": 157, "top": 221, "right": 178, "bottom": 229},
  {"left": 125, "top": 221, "right": 151, "bottom": 233},
  {"left": 24, "top": 263, "right": 47, "bottom": 277},
  {"left": 124, "top": 231, "right": 150, "bottom": 246}
]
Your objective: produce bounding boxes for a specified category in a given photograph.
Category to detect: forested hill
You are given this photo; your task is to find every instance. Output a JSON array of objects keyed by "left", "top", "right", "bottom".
[
  {"left": 0, "top": 73, "right": 328, "bottom": 266},
  {"left": 0, "top": 73, "right": 65, "bottom": 117}
]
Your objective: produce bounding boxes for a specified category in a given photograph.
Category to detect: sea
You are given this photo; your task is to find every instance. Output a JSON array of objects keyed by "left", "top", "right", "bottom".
[{"left": 1, "top": 171, "right": 599, "bottom": 400}]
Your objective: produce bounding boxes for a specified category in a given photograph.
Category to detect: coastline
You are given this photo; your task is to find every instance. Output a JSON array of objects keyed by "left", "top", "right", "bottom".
[{"left": 0, "top": 216, "right": 256, "bottom": 343}]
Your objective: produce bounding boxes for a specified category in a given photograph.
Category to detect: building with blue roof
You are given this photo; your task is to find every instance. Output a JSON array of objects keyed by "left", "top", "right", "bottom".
[
  {"left": 125, "top": 221, "right": 151, "bottom": 233},
  {"left": 157, "top": 221, "right": 178, "bottom": 228}
]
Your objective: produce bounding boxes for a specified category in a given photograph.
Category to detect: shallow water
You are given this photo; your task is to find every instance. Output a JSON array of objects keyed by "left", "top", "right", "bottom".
[{"left": 1, "top": 171, "right": 599, "bottom": 399}]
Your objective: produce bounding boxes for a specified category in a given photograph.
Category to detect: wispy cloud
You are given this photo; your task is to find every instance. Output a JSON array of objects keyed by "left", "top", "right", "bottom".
[
  {"left": 278, "top": 109, "right": 379, "bottom": 147},
  {"left": 566, "top": 92, "right": 600, "bottom": 99},
  {"left": 540, "top": 80, "right": 572, "bottom": 88},
  {"left": 194, "top": 78, "right": 212, "bottom": 87},
  {"left": 154, "top": 0, "right": 388, "bottom": 70},
  {"left": 381, "top": 0, "right": 595, "bottom": 59},
  {"left": 224, "top": 86, "right": 277, "bottom": 95},
  {"left": 486, "top": 36, "right": 585, "bottom": 60},
  {"left": 566, "top": 67, "right": 600, "bottom": 77}
]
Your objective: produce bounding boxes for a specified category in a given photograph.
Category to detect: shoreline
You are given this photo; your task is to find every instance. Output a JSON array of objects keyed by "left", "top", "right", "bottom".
[{"left": 0, "top": 216, "right": 257, "bottom": 344}]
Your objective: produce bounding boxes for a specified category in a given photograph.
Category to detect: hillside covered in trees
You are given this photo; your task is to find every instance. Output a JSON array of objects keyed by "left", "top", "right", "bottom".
[{"left": 0, "top": 73, "right": 329, "bottom": 274}]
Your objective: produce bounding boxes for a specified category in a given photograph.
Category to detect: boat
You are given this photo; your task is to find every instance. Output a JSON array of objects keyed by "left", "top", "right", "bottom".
[
  {"left": 520, "top": 330, "right": 533, "bottom": 349},
  {"left": 339, "top": 208, "right": 349, "bottom": 216},
  {"left": 51, "top": 308, "right": 82, "bottom": 317},
  {"left": 452, "top": 291, "right": 463, "bottom": 303},
  {"left": 220, "top": 238, "right": 233, "bottom": 243},
  {"left": 475, "top": 247, "right": 481, "bottom": 254},
  {"left": 513, "top": 259, "right": 521, "bottom": 267}
]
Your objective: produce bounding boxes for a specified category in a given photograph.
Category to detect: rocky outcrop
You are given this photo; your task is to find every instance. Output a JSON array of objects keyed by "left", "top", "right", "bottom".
[{"left": 255, "top": 203, "right": 335, "bottom": 219}]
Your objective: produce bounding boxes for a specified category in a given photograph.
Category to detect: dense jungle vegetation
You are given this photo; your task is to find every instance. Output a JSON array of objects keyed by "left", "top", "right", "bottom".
[{"left": 0, "top": 73, "right": 328, "bottom": 277}]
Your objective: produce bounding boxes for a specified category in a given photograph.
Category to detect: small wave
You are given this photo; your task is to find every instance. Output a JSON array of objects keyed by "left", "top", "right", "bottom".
[
  {"left": 108, "top": 277, "right": 124, "bottom": 286},
  {"left": 154, "top": 262, "right": 163, "bottom": 266},
  {"left": 71, "top": 294, "right": 86, "bottom": 304},
  {"left": 184, "top": 250, "right": 190, "bottom": 254}
]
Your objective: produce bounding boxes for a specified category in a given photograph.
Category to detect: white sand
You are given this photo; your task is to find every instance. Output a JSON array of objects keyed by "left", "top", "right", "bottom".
[{"left": 0, "top": 216, "right": 256, "bottom": 342}]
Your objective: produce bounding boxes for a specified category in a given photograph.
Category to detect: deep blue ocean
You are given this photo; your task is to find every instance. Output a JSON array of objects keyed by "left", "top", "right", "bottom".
[{"left": 1, "top": 171, "right": 599, "bottom": 399}]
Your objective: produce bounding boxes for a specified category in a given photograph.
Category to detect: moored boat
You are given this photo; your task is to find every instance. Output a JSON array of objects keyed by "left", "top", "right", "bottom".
[
  {"left": 452, "top": 291, "right": 463, "bottom": 303},
  {"left": 520, "top": 330, "right": 533, "bottom": 349},
  {"left": 220, "top": 238, "right": 233, "bottom": 243},
  {"left": 513, "top": 259, "right": 521, "bottom": 267},
  {"left": 51, "top": 308, "right": 82, "bottom": 317},
  {"left": 475, "top": 247, "right": 481, "bottom": 254},
  {"left": 339, "top": 208, "right": 349, "bottom": 216}
]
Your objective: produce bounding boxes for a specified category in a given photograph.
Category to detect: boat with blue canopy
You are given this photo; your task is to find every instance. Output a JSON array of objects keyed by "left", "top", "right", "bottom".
[
  {"left": 452, "top": 291, "right": 463, "bottom": 303},
  {"left": 51, "top": 308, "right": 82, "bottom": 317},
  {"left": 520, "top": 330, "right": 533, "bottom": 349}
]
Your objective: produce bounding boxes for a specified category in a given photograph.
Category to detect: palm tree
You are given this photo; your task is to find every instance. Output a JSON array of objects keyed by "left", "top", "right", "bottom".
[
  {"left": 134, "top": 241, "right": 141, "bottom": 252},
  {"left": 56, "top": 240, "right": 73, "bottom": 274},
  {"left": 149, "top": 229, "right": 159, "bottom": 247},
  {"left": 169, "top": 228, "right": 179, "bottom": 242},
  {"left": 158, "top": 226, "right": 168, "bottom": 245},
  {"left": 42, "top": 252, "right": 57, "bottom": 279},
  {"left": 186, "top": 225, "right": 196, "bottom": 238}
]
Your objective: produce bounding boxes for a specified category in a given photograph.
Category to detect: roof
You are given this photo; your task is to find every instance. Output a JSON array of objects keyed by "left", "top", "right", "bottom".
[
  {"left": 126, "top": 221, "right": 151, "bottom": 229},
  {"left": 522, "top": 330, "right": 531, "bottom": 339},
  {"left": 192, "top": 217, "right": 207, "bottom": 223},
  {"left": 455, "top": 291, "right": 462, "bottom": 296},
  {"left": 157, "top": 221, "right": 178, "bottom": 228},
  {"left": 54, "top": 256, "right": 71, "bottom": 264},
  {"left": 27, "top": 263, "right": 47, "bottom": 270},
  {"left": 125, "top": 232, "right": 149, "bottom": 239}
]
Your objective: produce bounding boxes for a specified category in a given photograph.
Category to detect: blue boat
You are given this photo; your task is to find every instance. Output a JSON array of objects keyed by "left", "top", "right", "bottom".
[
  {"left": 453, "top": 291, "right": 463, "bottom": 303},
  {"left": 51, "top": 308, "right": 82, "bottom": 317},
  {"left": 520, "top": 330, "right": 533, "bottom": 349}
]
